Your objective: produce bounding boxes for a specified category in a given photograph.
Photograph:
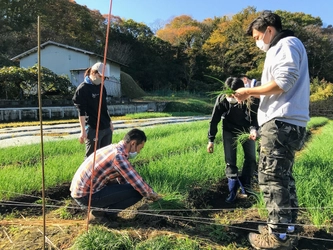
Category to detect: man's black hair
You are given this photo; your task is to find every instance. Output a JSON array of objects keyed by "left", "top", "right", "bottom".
[
  {"left": 239, "top": 74, "right": 249, "bottom": 79},
  {"left": 124, "top": 129, "right": 147, "bottom": 144},
  {"left": 225, "top": 77, "right": 244, "bottom": 91},
  {"left": 246, "top": 10, "right": 282, "bottom": 36}
]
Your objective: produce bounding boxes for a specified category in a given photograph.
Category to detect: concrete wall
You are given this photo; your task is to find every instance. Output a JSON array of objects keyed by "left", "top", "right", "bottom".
[{"left": 0, "top": 102, "right": 167, "bottom": 122}]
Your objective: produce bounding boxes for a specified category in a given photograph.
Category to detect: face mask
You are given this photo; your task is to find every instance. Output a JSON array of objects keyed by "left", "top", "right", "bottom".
[
  {"left": 226, "top": 97, "right": 238, "bottom": 104},
  {"left": 128, "top": 143, "right": 138, "bottom": 159},
  {"left": 256, "top": 29, "right": 271, "bottom": 52},
  {"left": 90, "top": 73, "right": 102, "bottom": 85},
  {"left": 91, "top": 78, "right": 101, "bottom": 85},
  {"left": 128, "top": 152, "right": 138, "bottom": 159}
]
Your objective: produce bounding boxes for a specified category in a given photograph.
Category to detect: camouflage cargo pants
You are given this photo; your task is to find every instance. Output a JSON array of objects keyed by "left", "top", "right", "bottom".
[{"left": 259, "top": 119, "right": 306, "bottom": 233}]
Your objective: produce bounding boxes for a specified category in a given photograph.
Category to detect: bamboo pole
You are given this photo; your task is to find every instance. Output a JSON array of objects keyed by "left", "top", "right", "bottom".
[
  {"left": 86, "top": 0, "right": 113, "bottom": 231},
  {"left": 37, "top": 16, "right": 47, "bottom": 249}
]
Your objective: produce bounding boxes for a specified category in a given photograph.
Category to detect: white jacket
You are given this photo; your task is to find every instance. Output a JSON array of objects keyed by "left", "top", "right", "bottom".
[{"left": 259, "top": 35, "right": 310, "bottom": 127}]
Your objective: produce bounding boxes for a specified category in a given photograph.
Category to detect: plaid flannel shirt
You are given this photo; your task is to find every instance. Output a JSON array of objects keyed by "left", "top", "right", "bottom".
[{"left": 70, "top": 140, "right": 154, "bottom": 198}]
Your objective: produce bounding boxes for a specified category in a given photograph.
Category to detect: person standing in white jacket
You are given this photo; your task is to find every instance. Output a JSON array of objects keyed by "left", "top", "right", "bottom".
[{"left": 234, "top": 10, "right": 309, "bottom": 250}]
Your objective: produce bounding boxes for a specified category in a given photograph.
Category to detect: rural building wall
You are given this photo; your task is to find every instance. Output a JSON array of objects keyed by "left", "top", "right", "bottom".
[
  {"left": 20, "top": 45, "right": 89, "bottom": 80},
  {"left": 14, "top": 42, "right": 122, "bottom": 98}
]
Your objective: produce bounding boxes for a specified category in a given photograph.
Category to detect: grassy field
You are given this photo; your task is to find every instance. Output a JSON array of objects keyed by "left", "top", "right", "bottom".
[{"left": 0, "top": 116, "right": 332, "bottom": 249}]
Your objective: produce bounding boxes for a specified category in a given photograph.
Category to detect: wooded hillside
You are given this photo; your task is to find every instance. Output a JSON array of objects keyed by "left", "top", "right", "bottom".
[{"left": 1, "top": 1, "right": 333, "bottom": 93}]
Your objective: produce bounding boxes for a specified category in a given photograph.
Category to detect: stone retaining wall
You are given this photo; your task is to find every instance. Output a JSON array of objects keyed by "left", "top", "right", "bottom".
[{"left": 0, "top": 102, "right": 167, "bottom": 122}]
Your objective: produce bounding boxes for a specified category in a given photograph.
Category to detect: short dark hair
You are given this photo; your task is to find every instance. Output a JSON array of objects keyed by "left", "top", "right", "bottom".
[
  {"left": 124, "top": 129, "right": 147, "bottom": 144},
  {"left": 225, "top": 77, "right": 244, "bottom": 91},
  {"left": 246, "top": 10, "right": 282, "bottom": 36},
  {"left": 239, "top": 74, "right": 249, "bottom": 79}
]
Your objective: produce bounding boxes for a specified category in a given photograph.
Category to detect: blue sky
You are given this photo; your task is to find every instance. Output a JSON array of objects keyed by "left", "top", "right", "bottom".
[{"left": 75, "top": 0, "right": 333, "bottom": 28}]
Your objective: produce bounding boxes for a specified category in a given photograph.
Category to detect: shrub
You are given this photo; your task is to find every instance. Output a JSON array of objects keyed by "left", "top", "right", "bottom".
[
  {"left": 310, "top": 77, "right": 333, "bottom": 102},
  {"left": 0, "top": 65, "right": 74, "bottom": 99}
]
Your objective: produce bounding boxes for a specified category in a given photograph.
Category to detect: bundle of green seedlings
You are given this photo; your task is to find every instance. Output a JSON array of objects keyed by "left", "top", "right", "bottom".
[
  {"left": 206, "top": 75, "right": 256, "bottom": 120},
  {"left": 233, "top": 129, "right": 261, "bottom": 147},
  {"left": 206, "top": 75, "right": 259, "bottom": 146},
  {"left": 206, "top": 75, "right": 235, "bottom": 97}
]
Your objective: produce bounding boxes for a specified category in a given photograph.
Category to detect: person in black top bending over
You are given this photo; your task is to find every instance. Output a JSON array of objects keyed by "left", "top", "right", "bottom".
[{"left": 207, "top": 77, "right": 259, "bottom": 203}]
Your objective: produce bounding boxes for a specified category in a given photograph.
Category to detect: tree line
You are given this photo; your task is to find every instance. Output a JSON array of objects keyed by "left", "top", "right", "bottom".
[{"left": 1, "top": 0, "right": 332, "bottom": 95}]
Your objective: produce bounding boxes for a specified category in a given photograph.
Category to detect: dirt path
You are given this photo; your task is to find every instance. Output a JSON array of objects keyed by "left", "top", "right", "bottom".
[{"left": 0, "top": 116, "right": 209, "bottom": 148}]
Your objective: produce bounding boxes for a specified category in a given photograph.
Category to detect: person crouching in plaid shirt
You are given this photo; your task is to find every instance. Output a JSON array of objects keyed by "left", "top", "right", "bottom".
[{"left": 70, "top": 128, "right": 160, "bottom": 226}]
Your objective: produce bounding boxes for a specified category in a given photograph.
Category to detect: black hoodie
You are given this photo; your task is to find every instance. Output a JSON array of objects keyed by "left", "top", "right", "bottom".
[
  {"left": 208, "top": 94, "right": 259, "bottom": 142},
  {"left": 72, "top": 81, "right": 111, "bottom": 130}
]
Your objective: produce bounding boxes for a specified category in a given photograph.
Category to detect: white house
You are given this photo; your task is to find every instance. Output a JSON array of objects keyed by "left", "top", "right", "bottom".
[{"left": 11, "top": 41, "right": 126, "bottom": 98}]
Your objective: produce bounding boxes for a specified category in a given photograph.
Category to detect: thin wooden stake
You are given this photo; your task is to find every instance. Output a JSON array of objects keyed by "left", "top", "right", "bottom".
[{"left": 37, "top": 15, "right": 47, "bottom": 249}]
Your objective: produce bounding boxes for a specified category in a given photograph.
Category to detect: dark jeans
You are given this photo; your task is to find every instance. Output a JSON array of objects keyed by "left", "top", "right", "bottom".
[
  {"left": 85, "top": 126, "right": 112, "bottom": 158},
  {"left": 259, "top": 119, "right": 306, "bottom": 233},
  {"left": 74, "top": 183, "right": 143, "bottom": 215},
  {"left": 223, "top": 129, "right": 257, "bottom": 185}
]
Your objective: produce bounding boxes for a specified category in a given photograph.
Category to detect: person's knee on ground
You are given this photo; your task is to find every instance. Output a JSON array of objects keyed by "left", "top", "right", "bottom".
[{"left": 105, "top": 210, "right": 119, "bottom": 220}]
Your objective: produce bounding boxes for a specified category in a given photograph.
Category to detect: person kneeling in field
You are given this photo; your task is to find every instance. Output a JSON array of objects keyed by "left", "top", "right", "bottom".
[{"left": 70, "top": 128, "right": 160, "bottom": 227}]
